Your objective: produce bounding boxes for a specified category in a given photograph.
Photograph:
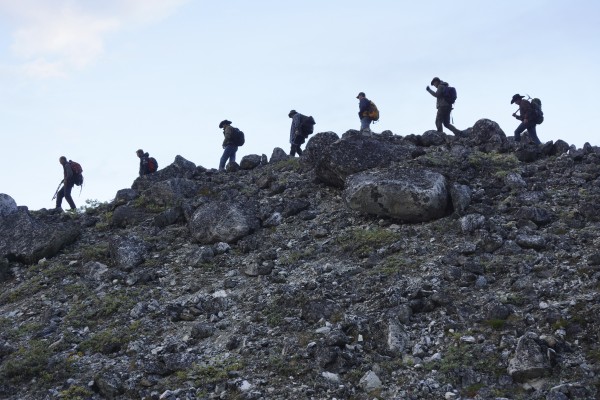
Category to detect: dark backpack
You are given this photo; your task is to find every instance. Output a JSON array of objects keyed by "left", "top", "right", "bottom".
[
  {"left": 444, "top": 86, "right": 457, "bottom": 104},
  {"left": 530, "top": 98, "right": 544, "bottom": 124},
  {"left": 69, "top": 160, "right": 84, "bottom": 186},
  {"left": 299, "top": 115, "right": 316, "bottom": 137},
  {"left": 232, "top": 128, "right": 245, "bottom": 146},
  {"left": 147, "top": 157, "right": 158, "bottom": 173}
]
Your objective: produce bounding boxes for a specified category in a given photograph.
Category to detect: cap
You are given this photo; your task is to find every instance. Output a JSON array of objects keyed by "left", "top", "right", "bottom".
[
  {"left": 430, "top": 77, "right": 441, "bottom": 85},
  {"left": 356, "top": 92, "right": 365, "bottom": 99},
  {"left": 288, "top": 110, "right": 297, "bottom": 118}
]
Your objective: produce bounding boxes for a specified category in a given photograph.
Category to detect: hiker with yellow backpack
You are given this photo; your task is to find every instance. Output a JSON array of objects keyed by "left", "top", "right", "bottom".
[{"left": 356, "top": 92, "right": 379, "bottom": 132}]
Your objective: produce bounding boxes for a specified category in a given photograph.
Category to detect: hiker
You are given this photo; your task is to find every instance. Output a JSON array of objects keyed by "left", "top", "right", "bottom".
[
  {"left": 511, "top": 94, "right": 542, "bottom": 145},
  {"left": 56, "top": 156, "right": 76, "bottom": 210},
  {"left": 288, "top": 110, "right": 313, "bottom": 157},
  {"left": 426, "top": 77, "right": 462, "bottom": 136},
  {"left": 357, "top": 92, "right": 374, "bottom": 132},
  {"left": 136, "top": 149, "right": 158, "bottom": 176},
  {"left": 218, "top": 119, "right": 239, "bottom": 171}
]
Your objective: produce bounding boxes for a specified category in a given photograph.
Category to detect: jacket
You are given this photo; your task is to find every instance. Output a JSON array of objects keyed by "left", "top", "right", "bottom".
[
  {"left": 222, "top": 125, "right": 237, "bottom": 147},
  {"left": 139, "top": 153, "right": 150, "bottom": 176},
  {"left": 290, "top": 113, "right": 305, "bottom": 143},
  {"left": 517, "top": 100, "right": 533, "bottom": 123},
  {"left": 358, "top": 97, "right": 371, "bottom": 118},
  {"left": 429, "top": 81, "right": 451, "bottom": 109},
  {"left": 63, "top": 161, "right": 74, "bottom": 184}
]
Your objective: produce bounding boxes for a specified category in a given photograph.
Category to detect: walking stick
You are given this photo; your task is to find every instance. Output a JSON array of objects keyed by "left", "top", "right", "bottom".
[{"left": 51, "top": 180, "right": 64, "bottom": 201}]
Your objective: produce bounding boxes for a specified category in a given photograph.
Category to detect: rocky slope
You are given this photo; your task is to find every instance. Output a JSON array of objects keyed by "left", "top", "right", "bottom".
[{"left": 1, "top": 120, "right": 599, "bottom": 400}]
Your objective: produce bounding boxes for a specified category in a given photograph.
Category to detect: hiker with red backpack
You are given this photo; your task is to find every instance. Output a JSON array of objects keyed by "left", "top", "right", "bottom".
[
  {"left": 136, "top": 149, "right": 158, "bottom": 176},
  {"left": 55, "top": 156, "right": 78, "bottom": 211},
  {"left": 511, "top": 94, "right": 542, "bottom": 145},
  {"left": 426, "top": 77, "right": 463, "bottom": 136},
  {"left": 218, "top": 119, "right": 244, "bottom": 171}
]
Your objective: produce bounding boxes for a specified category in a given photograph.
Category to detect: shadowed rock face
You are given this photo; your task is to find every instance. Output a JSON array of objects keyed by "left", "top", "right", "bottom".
[
  {"left": 344, "top": 167, "right": 449, "bottom": 222},
  {"left": 1, "top": 125, "right": 600, "bottom": 400}
]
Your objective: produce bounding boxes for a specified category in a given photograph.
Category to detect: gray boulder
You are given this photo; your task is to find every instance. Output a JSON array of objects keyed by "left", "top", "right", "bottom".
[
  {"left": 132, "top": 155, "right": 197, "bottom": 191},
  {"left": 450, "top": 183, "right": 472, "bottom": 216},
  {"left": 111, "top": 205, "right": 147, "bottom": 228},
  {"left": 301, "top": 131, "right": 340, "bottom": 167},
  {"left": 344, "top": 167, "right": 448, "bottom": 222},
  {"left": 109, "top": 234, "right": 147, "bottom": 272},
  {"left": 507, "top": 332, "right": 551, "bottom": 382},
  {"left": 270, "top": 147, "right": 289, "bottom": 163},
  {"left": 188, "top": 200, "right": 260, "bottom": 244},
  {"left": 240, "top": 154, "right": 262, "bottom": 170},
  {"left": 470, "top": 119, "right": 508, "bottom": 152},
  {"left": 0, "top": 194, "right": 18, "bottom": 217},
  {"left": 0, "top": 209, "right": 80, "bottom": 264}
]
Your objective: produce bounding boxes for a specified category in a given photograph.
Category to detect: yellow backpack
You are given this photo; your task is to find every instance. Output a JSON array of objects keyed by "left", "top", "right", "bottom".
[{"left": 367, "top": 101, "right": 379, "bottom": 121}]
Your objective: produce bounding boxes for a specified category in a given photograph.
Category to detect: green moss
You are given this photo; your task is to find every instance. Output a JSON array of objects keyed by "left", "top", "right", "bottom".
[
  {"left": 59, "top": 385, "right": 94, "bottom": 399},
  {"left": 81, "top": 243, "right": 110, "bottom": 263},
  {"left": 483, "top": 319, "right": 506, "bottom": 330},
  {"left": 336, "top": 227, "right": 402, "bottom": 258},
  {"left": 184, "top": 360, "right": 244, "bottom": 386},
  {"left": 467, "top": 151, "right": 519, "bottom": 172},
  {"left": 0, "top": 340, "right": 55, "bottom": 383},
  {"left": 79, "top": 328, "right": 129, "bottom": 355}
]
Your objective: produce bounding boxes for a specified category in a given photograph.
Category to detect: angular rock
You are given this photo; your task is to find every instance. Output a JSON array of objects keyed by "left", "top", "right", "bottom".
[
  {"left": 359, "top": 370, "right": 383, "bottom": 392},
  {"left": 470, "top": 119, "right": 508, "bottom": 152},
  {"left": 344, "top": 167, "right": 448, "bottom": 222},
  {"left": 240, "top": 154, "right": 262, "bottom": 170},
  {"left": 109, "top": 234, "right": 147, "bottom": 272},
  {"left": 188, "top": 200, "right": 260, "bottom": 244},
  {"left": 507, "top": 333, "right": 551, "bottom": 382},
  {"left": 450, "top": 183, "right": 472, "bottom": 216},
  {"left": 0, "top": 194, "right": 18, "bottom": 217},
  {"left": 301, "top": 131, "right": 340, "bottom": 167},
  {"left": 111, "top": 205, "right": 147, "bottom": 228},
  {"left": 0, "top": 209, "right": 80, "bottom": 264},
  {"left": 270, "top": 147, "right": 289, "bottom": 163}
]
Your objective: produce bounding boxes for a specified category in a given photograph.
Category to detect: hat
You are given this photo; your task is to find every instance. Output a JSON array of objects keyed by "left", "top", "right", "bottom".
[
  {"left": 430, "top": 77, "right": 440, "bottom": 85},
  {"left": 219, "top": 120, "right": 232, "bottom": 129},
  {"left": 356, "top": 92, "right": 365, "bottom": 99},
  {"left": 136, "top": 149, "right": 144, "bottom": 155},
  {"left": 511, "top": 94, "right": 524, "bottom": 104},
  {"left": 288, "top": 110, "right": 297, "bottom": 118}
]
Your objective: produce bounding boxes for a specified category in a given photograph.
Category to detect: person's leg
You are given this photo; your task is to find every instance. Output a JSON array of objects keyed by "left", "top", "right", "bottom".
[
  {"left": 360, "top": 117, "right": 371, "bottom": 131},
  {"left": 435, "top": 109, "right": 444, "bottom": 132},
  {"left": 290, "top": 145, "right": 297, "bottom": 157},
  {"left": 56, "top": 186, "right": 65, "bottom": 208},
  {"left": 526, "top": 124, "right": 541, "bottom": 144},
  {"left": 228, "top": 146, "right": 238, "bottom": 164},
  {"left": 441, "top": 107, "right": 461, "bottom": 135},
  {"left": 64, "top": 183, "right": 76, "bottom": 210},
  {"left": 296, "top": 145, "right": 303, "bottom": 156},
  {"left": 219, "top": 148, "right": 229, "bottom": 170},
  {"left": 514, "top": 122, "right": 527, "bottom": 142}
]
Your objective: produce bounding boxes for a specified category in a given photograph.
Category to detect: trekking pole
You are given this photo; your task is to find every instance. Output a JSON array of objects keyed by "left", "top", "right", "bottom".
[{"left": 51, "top": 180, "right": 64, "bottom": 201}]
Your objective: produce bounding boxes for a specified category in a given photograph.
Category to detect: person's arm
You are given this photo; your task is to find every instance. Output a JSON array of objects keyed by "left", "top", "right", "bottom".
[{"left": 426, "top": 86, "right": 438, "bottom": 98}]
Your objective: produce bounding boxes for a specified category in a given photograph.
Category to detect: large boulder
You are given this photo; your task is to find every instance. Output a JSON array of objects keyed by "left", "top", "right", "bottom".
[
  {"left": 132, "top": 155, "right": 197, "bottom": 190},
  {"left": 468, "top": 119, "right": 509, "bottom": 152},
  {"left": 0, "top": 209, "right": 80, "bottom": 264},
  {"left": 507, "top": 333, "right": 551, "bottom": 382},
  {"left": 301, "top": 131, "right": 340, "bottom": 167},
  {"left": 188, "top": 200, "right": 260, "bottom": 244},
  {"left": 109, "top": 234, "right": 147, "bottom": 272},
  {"left": 240, "top": 154, "right": 262, "bottom": 170},
  {"left": 310, "top": 134, "right": 416, "bottom": 188},
  {"left": 0, "top": 194, "right": 18, "bottom": 217},
  {"left": 343, "top": 167, "right": 449, "bottom": 222}
]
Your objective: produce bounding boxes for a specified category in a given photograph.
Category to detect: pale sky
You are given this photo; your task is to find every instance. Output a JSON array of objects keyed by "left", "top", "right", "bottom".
[{"left": 1, "top": 1, "right": 599, "bottom": 211}]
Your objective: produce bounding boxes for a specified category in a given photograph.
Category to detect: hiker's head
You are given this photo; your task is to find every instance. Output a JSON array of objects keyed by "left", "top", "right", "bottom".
[
  {"left": 288, "top": 110, "right": 297, "bottom": 118},
  {"left": 356, "top": 92, "right": 366, "bottom": 99},
  {"left": 219, "top": 120, "right": 232, "bottom": 129},
  {"left": 136, "top": 149, "right": 144, "bottom": 158},
  {"left": 59, "top": 156, "right": 67, "bottom": 165},
  {"left": 511, "top": 94, "right": 524, "bottom": 104},
  {"left": 430, "top": 77, "right": 441, "bottom": 87}
]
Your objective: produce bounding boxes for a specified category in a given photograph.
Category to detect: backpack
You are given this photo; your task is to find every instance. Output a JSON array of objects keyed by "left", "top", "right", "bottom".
[
  {"left": 444, "top": 86, "right": 457, "bottom": 104},
  {"left": 147, "top": 157, "right": 158, "bottom": 173},
  {"left": 530, "top": 98, "right": 544, "bottom": 124},
  {"left": 367, "top": 101, "right": 380, "bottom": 121},
  {"left": 299, "top": 115, "right": 316, "bottom": 137},
  {"left": 232, "top": 128, "right": 245, "bottom": 146},
  {"left": 69, "top": 160, "right": 84, "bottom": 186}
]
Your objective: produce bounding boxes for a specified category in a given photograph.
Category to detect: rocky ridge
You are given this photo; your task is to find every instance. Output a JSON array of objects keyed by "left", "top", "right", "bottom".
[{"left": 1, "top": 120, "right": 599, "bottom": 399}]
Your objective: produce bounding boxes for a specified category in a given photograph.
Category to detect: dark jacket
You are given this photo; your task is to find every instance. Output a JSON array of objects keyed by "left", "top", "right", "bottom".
[
  {"left": 358, "top": 97, "right": 371, "bottom": 118},
  {"left": 222, "top": 125, "right": 238, "bottom": 147},
  {"left": 428, "top": 81, "right": 451, "bottom": 109},
  {"left": 516, "top": 100, "right": 533, "bottom": 123},
  {"left": 290, "top": 113, "right": 306, "bottom": 143},
  {"left": 63, "top": 161, "right": 74, "bottom": 185},
  {"left": 139, "top": 153, "right": 150, "bottom": 176}
]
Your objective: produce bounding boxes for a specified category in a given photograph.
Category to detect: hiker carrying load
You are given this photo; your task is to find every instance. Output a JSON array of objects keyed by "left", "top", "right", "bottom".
[
  {"left": 426, "top": 77, "right": 463, "bottom": 136},
  {"left": 511, "top": 93, "right": 542, "bottom": 145},
  {"left": 357, "top": 92, "right": 379, "bottom": 132},
  {"left": 136, "top": 149, "right": 158, "bottom": 176},
  {"left": 54, "top": 156, "right": 81, "bottom": 211},
  {"left": 218, "top": 119, "right": 244, "bottom": 171},
  {"left": 288, "top": 110, "right": 316, "bottom": 157}
]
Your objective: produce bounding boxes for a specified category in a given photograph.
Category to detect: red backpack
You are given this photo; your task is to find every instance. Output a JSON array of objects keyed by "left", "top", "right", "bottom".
[{"left": 69, "top": 160, "right": 84, "bottom": 186}]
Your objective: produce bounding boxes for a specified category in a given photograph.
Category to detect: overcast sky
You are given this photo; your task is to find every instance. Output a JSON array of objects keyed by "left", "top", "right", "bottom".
[{"left": 1, "top": 0, "right": 599, "bottom": 211}]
